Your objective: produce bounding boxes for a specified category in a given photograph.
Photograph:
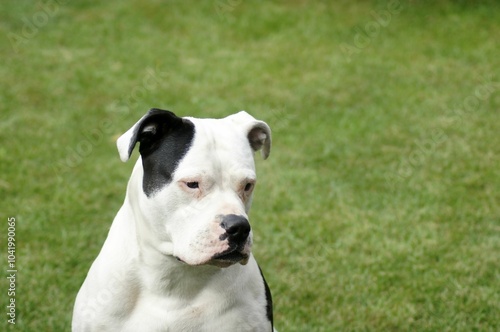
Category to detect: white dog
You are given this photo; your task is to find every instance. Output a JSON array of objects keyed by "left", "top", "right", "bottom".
[{"left": 72, "top": 109, "right": 275, "bottom": 331}]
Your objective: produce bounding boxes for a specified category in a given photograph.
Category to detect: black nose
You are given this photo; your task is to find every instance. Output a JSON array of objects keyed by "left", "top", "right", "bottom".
[{"left": 220, "top": 214, "right": 251, "bottom": 243}]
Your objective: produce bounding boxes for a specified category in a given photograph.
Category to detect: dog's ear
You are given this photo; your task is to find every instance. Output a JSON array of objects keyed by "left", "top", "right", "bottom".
[
  {"left": 116, "top": 109, "right": 186, "bottom": 162},
  {"left": 227, "top": 111, "right": 271, "bottom": 159}
]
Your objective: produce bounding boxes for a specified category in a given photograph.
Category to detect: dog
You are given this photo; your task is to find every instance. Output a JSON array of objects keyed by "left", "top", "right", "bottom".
[{"left": 72, "top": 109, "right": 275, "bottom": 331}]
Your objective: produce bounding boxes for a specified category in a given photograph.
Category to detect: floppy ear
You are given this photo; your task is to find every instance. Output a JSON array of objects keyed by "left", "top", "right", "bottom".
[
  {"left": 116, "top": 108, "right": 186, "bottom": 162},
  {"left": 227, "top": 111, "right": 271, "bottom": 159}
]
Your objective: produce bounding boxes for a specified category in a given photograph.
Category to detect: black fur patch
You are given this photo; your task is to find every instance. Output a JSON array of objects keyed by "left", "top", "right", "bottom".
[
  {"left": 135, "top": 109, "right": 195, "bottom": 197},
  {"left": 258, "top": 265, "right": 274, "bottom": 330}
]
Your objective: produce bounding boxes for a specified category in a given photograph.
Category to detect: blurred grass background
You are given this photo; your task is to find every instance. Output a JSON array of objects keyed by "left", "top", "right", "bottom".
[{"left": 1, "top": 0, "right": 499, "bottom": 331}]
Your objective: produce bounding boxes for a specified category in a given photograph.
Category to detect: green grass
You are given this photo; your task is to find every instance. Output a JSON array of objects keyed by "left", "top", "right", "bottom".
[{"left": 1, "top": 0, "right": 499, "bottom": 331}]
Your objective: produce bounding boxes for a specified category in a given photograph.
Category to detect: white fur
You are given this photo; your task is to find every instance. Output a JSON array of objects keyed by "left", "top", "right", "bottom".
[{"left": 72, "top": 112, "right": 274, "bottom": 331}]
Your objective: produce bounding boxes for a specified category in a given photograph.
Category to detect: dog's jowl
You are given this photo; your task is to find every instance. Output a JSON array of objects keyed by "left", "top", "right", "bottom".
[{"left": 72, "top": 109, "right": 275, "bottom": 332}]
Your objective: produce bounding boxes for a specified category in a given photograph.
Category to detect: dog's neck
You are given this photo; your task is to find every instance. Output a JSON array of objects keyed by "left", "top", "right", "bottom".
[{"left": 139, "top": 249, "right": 224, "bottom": 297}]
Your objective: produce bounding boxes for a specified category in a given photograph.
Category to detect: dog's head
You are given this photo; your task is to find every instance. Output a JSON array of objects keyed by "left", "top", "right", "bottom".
[{"left": 117, "top": 109, "right": 271, "bottom": 268}]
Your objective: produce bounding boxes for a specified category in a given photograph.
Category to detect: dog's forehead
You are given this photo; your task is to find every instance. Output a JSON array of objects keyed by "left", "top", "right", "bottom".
[
  {"left": 179, "top": 117, "right": 256, "bottom": 172},
  {"left": 188, "top": 116, "right": 247, "bottom": 147}
]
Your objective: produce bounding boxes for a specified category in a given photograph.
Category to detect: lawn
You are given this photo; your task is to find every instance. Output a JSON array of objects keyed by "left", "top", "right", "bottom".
[{"left": 1, "top": 0, "right": 499, "bottom": 331}]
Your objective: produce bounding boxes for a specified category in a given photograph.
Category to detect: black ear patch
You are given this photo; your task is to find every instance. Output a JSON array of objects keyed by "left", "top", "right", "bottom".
[
  {"left": 136, "top": 110, "right": 186, "bottom": 157},
  {"left": 118, "top": 108, "right": 195, "bottom": 197}
]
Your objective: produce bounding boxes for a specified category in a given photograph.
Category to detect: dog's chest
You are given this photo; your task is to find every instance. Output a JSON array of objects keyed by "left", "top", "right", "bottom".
[{"left": 120, "top": 291, "right": 268, "bottom": 332}]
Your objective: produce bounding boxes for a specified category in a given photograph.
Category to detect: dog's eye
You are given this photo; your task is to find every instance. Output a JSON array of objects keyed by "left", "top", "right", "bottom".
[
  {"left": 186, "top": 182, "right": 199, "bottom": 189},
  {"left": 244, "top": 183, "right": 253, "bottom": 192}
]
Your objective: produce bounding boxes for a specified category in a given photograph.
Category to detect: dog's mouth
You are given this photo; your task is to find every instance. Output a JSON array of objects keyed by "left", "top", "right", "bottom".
[
  {"left": 174, "top": 250, "right": 250, "bottom": 268},
  {"left": 173, "top": 240, "right": 252, "bottom": 268},
  {"left": 209, "top": 249, "right": 250, "bottom": 268}
]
